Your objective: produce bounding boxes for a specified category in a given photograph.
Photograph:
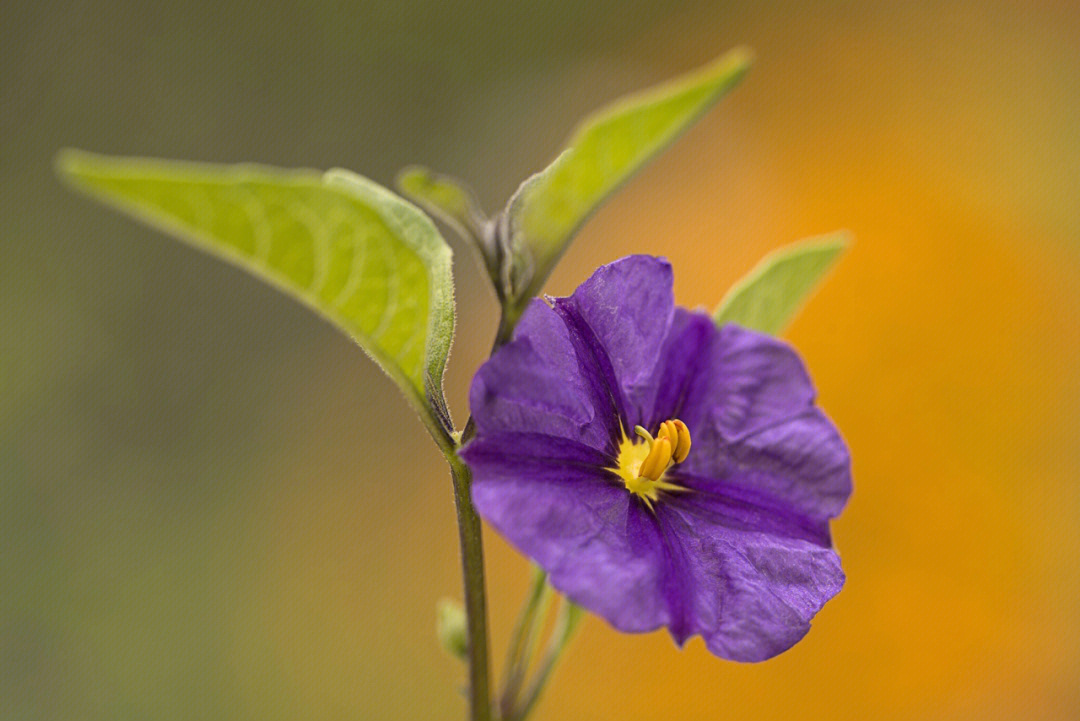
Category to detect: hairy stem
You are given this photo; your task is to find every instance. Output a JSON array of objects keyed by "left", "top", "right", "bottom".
[
  {"left": 437, "top": 306, "right": 518, "bottom": 721},
  {"left": 446, "top": 452, "right": 492, "bottom": 721}
]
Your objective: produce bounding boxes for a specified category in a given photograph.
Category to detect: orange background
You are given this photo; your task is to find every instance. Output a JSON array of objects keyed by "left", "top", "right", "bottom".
[{"left": 3, "top": 1, "right": 1078, "bottom": 719}]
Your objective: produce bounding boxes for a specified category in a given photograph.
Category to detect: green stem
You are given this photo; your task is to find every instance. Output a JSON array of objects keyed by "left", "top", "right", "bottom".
[
  {"left": 513, "top": 600, "right": 584, "bottom": 721},
  {"left": 436, "top": 307, "right": 519, "bottom": 721},
  {"left": 499, "top": 568, "right": 551, "bottom": 719},
  {"left": 446, "top": 451, "right": 492, "bottom": 721}
]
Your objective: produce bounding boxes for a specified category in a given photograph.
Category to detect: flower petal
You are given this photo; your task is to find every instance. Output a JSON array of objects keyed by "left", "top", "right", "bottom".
[
  {"left": 465, "top": 434, "right": 672, "bottom": 633},
  {"left": 706, "top": 324, "right": 819, "bottom": 439},
  {"left": 645, "top": 408, "right": 849, "bottom": 662},
  {"left": 629, "top": 308, "right": 717, "bottom": 431},
  {"left": 656, "top": 504, "right": 845, "bottom": 662},
  {"left": 630, "top": 314, "right": 819, "bottom": 441},
  {"left": 469, "top": 299, "right": 617, "bottom": 450},
  {"left": 680, "top": 407, "right": 853, "bottom": 523},
  {"left": 552, "top": 255, "right": 675, "bottom": 402}
]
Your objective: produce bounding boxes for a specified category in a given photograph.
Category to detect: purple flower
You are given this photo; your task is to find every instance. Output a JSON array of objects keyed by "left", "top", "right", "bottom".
[{"left": 461, "top": 255, "right": 852, "bottom": 662}]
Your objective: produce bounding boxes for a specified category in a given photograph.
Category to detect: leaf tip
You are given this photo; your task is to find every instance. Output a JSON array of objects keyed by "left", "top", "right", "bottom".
[
  {"left": 694, "top": 45, "right": 755, "bottom": 91},
  {"left": 725, "top": 45, "right": 756, "bottom": 71},
  {"left": 713, "top": 230, "right": 852, "bottom": 334},
  {"left": 803, "top": 229, "right": 854, "bottom": 258},
  {"left": 54, "top": 147, "right": 95, "bottom": 182},
  {"left": 395, "top": 165, "right": 431, "bottom": 194}
]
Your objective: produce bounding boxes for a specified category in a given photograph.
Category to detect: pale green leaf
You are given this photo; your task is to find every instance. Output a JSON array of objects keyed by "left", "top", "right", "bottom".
[
  {"left": 714, "top": 232, "right": 850, "bottom": 335},
  {"left": 396, "top": 165, "right": 486, "bottom": 242},
  {"left": 506, "top": 47, "right": 753, "bottom": 306},
  {"left": 57, "top": 150, "right": 455, "bottom": 436}
]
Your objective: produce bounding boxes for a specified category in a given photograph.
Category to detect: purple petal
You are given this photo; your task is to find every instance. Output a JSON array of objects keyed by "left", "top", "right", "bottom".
[
  {"left": 465, "top": 435, "right": 672, "bottom": 633},
  {"left": 630, "top": 315, "right": 819, "bottom": 442},
  {"left": 704, "top": 324, "right": 818, "bottom": 440},
  {"left": 641, "top": 407, "right": 849, "bottom": 662},
  {"left": 656, "top": 504, "right": 845, "bottom": 662},
  {"left": 469, "top": 299, "right": 618, "bottom": 450},
  {"left": 629, "top": 308, "right": 717, "bottom": 431},
  {"left": 552, "top": 255, "right": 674, "bottom": 405},
  {"left": 681, "top": 408, "right": 853, "bottom": 523}
]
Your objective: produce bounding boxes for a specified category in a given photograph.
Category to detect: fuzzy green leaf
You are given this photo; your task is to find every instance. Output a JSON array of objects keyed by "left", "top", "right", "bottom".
[
  {"left": 715, "top": 232, "right": 849, "bottom": 334},
  {"left": 506, "top": 47, "right": 753, "bottom": 306},
  {"left": 397, "top": 165, "right": 486, "bottom": 242},
  {"left": 58, "top": 150, "right": 455, "bottom": 434}
]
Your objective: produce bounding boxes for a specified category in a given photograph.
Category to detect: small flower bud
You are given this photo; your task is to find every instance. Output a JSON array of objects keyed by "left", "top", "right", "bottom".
[{"left": 436, "top": 598, "right": 468, "bottom": 661}]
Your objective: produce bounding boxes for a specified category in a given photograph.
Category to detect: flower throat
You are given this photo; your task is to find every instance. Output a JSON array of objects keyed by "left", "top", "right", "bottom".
[{"left": 610, "top": 419, "right": 692, "bottom": 509}]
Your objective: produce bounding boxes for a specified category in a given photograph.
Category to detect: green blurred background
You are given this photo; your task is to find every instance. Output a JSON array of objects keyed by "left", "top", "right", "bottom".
[{"left": 3, "top": 1, "right": 1079, "bottom": 719}]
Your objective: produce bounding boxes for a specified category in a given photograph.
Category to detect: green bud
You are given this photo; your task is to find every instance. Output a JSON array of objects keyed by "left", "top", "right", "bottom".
[{"left": 436, "top": 598, "right": 468, "bottom": 661}]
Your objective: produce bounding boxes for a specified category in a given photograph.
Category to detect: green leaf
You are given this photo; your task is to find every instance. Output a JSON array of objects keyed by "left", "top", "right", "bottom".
[
  {"left": 57, "top": 150, "right": 455, "bottom": 437},
  {"left": 714, "top": 232, "right": 850, "bottom": 335},
  {"left": 397, "top": 165, "right": 487, "bottom": 242},
  {"left": 505, "top": 47, "right": 753, "bottom": 306}
]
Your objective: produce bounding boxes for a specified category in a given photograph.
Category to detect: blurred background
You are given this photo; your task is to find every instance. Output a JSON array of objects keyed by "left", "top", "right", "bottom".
[{"left": 3, "top": 1, "right": 1078, "bottom": 719}]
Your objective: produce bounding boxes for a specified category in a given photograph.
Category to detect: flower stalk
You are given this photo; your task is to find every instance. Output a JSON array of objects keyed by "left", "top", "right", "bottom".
[
  {"left": 444, "top": 451, "right": 492, "bottom": 721},
  {"left": 512, "top": 599, "right": 583, "bottom": 721},
  {"left": 437, "top": 305, "right": 522, "bottom": 721},
  {"left": 498, "top": 568, "right": 552, "bottom": 719}
]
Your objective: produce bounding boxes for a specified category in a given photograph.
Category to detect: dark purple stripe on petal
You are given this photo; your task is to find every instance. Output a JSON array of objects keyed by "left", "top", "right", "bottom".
[
  {"left": 551, "top": 299, "right": 629, "bottom": 452},
  {"left": 634, "top": 309, "right": 716, "bottom": 432},
  {"left": 651, "top": 506, "right": 701, "bottom": 643},
  {"left": 461, "top": 431, "right": 615, "bottom": 486},
  {"left": 665, "top": 472, "right": 833, "bottom": 547},
  {"left": 684, "top": 408, "right": 852, "bottom": 524}
]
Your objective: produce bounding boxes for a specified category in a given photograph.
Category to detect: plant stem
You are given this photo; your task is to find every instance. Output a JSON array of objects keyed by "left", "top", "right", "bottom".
[
  {"left": 513, "top": 600, "right": 584, "bottom": 721},
  {"left": 446, "top": 451, "right": 492, "bottom": 721},
  {"left": 499, "top": 568, "right": 551, "bottom": 719},
  {"left": 438, "top": 307, "right": 518, "bottom": 721}
]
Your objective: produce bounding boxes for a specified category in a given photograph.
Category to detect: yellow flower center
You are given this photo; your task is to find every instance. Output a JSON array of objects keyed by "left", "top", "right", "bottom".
[{"left": 609, "top": 419, "right": 692, "bottom": 510}]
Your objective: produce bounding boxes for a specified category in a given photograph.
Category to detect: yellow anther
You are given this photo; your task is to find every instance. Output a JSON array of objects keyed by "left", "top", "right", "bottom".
[
  {"left": 672, "top": 419, "right": 691, "bottom": 463},
  {"left": 658, "top": 420, "right": 673, "bottom": 442},
  {"left": 609, "top": 420, "right": 694, "bottom": 507},
  {"left": 638, "top": 437, "right": 672, "bottom": 481},
  {"left": 657, "top": 418, "right": 692, "bottom": 464}
]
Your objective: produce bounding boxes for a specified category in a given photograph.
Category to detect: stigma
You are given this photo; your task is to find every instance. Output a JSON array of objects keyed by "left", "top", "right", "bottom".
[{"left": 609, "top": 419, "right": 692, "bottom": 510}]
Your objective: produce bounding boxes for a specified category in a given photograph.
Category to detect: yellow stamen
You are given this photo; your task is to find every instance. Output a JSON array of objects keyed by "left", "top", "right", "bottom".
[
  {"left": 607, "top": 419, "right": 693, "bottom": 507},
  {"left": 672, "top": 419, "right": 691, "bottom": 463},
  {"left": 638, "top": 437, "right": 672, "bottom": 481},
  {"left": 658, "top": 420, "right": 677, "bottom": 456},
  {"left": 656, "top": 418, "right": 692, "bottom": 464}
]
